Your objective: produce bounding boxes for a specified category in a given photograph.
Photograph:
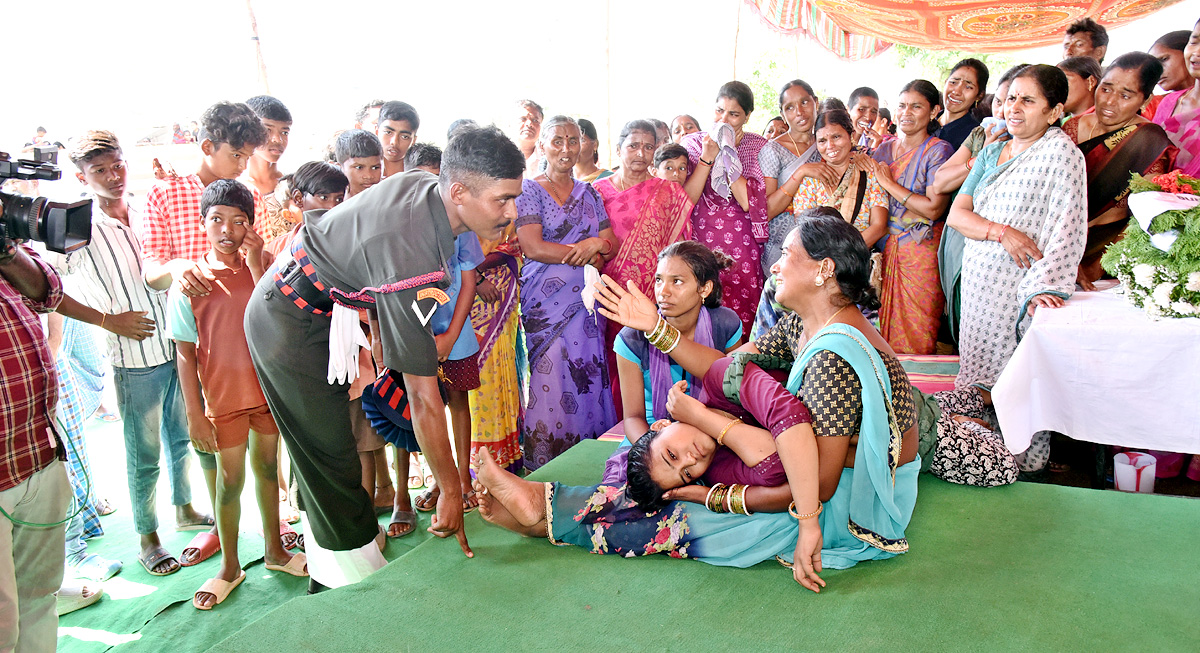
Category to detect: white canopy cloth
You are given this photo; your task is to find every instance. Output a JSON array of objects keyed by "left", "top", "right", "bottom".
[{"left": 993, "top": 288, "right": 1200, "bottom": 455}]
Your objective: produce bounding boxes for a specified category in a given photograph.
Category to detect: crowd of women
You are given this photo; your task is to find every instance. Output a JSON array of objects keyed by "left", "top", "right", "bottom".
[{"left": 458, "top": 19, "right": 1200, "bottom": 590}]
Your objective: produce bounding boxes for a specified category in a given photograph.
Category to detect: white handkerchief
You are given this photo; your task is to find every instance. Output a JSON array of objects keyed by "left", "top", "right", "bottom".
[
  {"left": 708, "top": 123, "right": 742, "bottom": 200},
  {"left": 581, "top": 264, "right": 601, "bottom": 314}
]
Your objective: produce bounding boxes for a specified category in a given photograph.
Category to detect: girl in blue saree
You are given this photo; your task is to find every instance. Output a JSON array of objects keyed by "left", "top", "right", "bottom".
[{"left": 474, "top": 215, "right": 921, "bottom": 592}]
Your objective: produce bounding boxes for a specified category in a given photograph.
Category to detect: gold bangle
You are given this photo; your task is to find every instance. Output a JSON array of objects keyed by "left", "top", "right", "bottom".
[
  {"left": 901, "top": 190, "right": 914, "bottom": 207},
  {"left": 656, "top": 324, "right": 681, "bottom": 353},
  {"left": 704, "top": 483, "right": 720, "bottom": 511},
  {"left": 99, "top": 313, "right": 108, "bottom": 329},
  {"left": 646, "top": 316, "right": 667, "bottom": 345},
  {"left": 788, "top": 501, "right": 823, "bottom": 520},
  {"left": 716, "top": 418, "right": 741, "bottom": 447},
  {"left": 706, "top": 483, "right": 726, "bottom": 512},
  {"left": 729, "top": 484, "right": 748, "bottom": 515},
  {"left": 708, "top": 484, "right": 729, "bottom": 513}
]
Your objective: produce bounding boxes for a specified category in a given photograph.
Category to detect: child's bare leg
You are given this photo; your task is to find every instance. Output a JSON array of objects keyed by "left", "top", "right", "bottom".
[
  {"left": 393, "top": 448, "right": 417, "bottom": 508},
  {"left": 276, "top": 439, "right": 288, "bottom": 501},
  {"left": 196, "top": 443, "right": 247, "bottom": 609},
  {"left": 373, "top": 448, "right": 394, "bottom": 506},
  {"left": 372, "top": 451, "right": 395, "bottom": 509},
  {"left": 448, "top": 389, "right": 475, "bottom": 508},
  {"left": 359, "top": 451, "right": 375, "bottom": 496},
  {"left": 250, "top": 430, "right": 292, "bottom": 566},
  {"left": 474, "top": 447, "right": 546, "bottom": 527}
]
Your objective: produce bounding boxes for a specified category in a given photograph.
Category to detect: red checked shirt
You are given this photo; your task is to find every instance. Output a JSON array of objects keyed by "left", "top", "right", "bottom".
[
  {"left": 137, "top": 174, "right": 264, "bottom": 265},
  {"left": 0, "top": 245, "right": 65, "bottom": 491}
]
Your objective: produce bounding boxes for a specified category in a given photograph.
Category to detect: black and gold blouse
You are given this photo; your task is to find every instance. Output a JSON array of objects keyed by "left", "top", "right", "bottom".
[{"left": 754, "top": 312, "right": 915, "bottom": 438}]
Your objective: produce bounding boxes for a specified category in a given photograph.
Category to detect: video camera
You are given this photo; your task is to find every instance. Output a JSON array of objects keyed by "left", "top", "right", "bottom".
[{"left": 0, "top": 148, "right": 91, "bottom": 254}]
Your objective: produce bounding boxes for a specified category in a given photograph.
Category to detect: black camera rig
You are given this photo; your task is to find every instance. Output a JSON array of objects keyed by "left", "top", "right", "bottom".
[{"left": 0, "top": 148, "right": 91, "bottom": 254}]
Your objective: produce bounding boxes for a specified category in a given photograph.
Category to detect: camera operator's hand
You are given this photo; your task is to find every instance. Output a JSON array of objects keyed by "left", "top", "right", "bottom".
[
  {"left": 0, "top": 238, "right": 21, "bottom": 265},
  {"left": 178, "top": 262, "right": 214, "bottom": 298},
  {"left": 105, "top": 310, "right": 155, "bottom": 340}
]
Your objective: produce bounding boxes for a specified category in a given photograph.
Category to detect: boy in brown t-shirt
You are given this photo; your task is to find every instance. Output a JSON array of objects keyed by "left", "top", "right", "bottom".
[{"left": 167, "top": 180, "right": 306, "bottom": 610}]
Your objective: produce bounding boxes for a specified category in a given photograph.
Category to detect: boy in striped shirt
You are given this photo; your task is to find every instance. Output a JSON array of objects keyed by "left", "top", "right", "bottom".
[{"left": 67, "top": 130, "right": 211, "bottom": 576}]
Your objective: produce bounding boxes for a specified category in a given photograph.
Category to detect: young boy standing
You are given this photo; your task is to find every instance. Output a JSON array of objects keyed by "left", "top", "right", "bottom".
[
  {"left": 66, "top": 130, "right": 210, "bottom": 576},
  {"left": 243, "top": 95, "right": 294, "bottom": 242},
  {"left": 335, "top": 130, "right": 383, "bottom": 198},
  {"left": 168, "top": 180, "right": 305, "bottom": 610},
  {"left": 139, "top": 102, "right": 267, "bottom": 567},
  {"left": 375, "top": 101, "right": 419, "bottom": 178}
]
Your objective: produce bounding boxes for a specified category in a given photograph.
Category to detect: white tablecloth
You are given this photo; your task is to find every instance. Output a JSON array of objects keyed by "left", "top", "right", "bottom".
[{"left": 993, "top": 288, "right": 1200, "bottom": 455}]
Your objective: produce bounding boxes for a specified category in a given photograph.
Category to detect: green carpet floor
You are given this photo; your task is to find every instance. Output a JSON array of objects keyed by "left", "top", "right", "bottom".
[
  {"left": 194, "top": 440, "right": 1200, "bottom": 653},
  {"left": 55, "top": 419, "right": 429, "bottom": 652}
]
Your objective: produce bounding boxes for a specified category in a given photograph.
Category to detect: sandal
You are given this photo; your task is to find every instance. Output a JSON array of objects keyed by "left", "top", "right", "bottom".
[
  {"left": 179, "top": 532, "right": 221, "bottom": 567},
  {"left": 192, "top": 571, "right": 245, "bottom": 610},
  {"left": 407, "top": 454, "right": 424, "bottom": 490},
  {"left": 96, "top": 499, "right": 117, "bottom": 517},
  {"left": 414, "top": 488, "right": 439, "bottom": 512},
  {"left": 70, "top": 552, "right": 123, "bottom": 581},
  {"left": 463, "top": 490, "right": 479, "bottom": 514},
  {"left": 279, "top": 522, "right": 300, "bottom": 550},
  {"left": 296, "top": 533, "right": 304, "bottom": 551},
  {"left": 57, "top": 581, "right": 104, "bottom": 616},
  {"left": 388, "top": 509, "right": 417, "bottom": 538},
  {"left": 92, "top": 407, "right": 121, "bottom": 423},
  {"left": 1049, "top": 462, "right": 1071, "bottom": 473},
  {"left": 265, "top": 552, "right": 309, "bottom": 577},
  {"left": 138, "top": 546, "right": 180, "bottom": 576}
]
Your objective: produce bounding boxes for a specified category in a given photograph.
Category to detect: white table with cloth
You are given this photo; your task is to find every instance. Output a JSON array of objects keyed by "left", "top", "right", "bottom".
[{"left": 993, "top": 288, "right": 1200, "bottom": 456}]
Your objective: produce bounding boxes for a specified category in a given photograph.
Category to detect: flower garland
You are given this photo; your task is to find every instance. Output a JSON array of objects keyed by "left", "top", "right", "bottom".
[{"left": 1101, "top": 171, "right": 1200, "bottom": 319}]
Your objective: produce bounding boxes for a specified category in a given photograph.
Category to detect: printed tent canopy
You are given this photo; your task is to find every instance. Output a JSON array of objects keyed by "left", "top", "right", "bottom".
[{"left": 748, "top": 0, "right": 1189, "bottom": 59}]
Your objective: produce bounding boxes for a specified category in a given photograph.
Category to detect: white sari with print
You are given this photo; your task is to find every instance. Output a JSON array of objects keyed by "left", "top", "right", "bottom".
[{"left": 957, "top": 127, "right": 1087, "bottom": 389}]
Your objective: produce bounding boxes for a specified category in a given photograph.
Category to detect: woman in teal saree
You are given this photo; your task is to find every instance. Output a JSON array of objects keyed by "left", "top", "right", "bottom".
[{"left": 473, "top": 215, "right": 920, "bottom": 591}]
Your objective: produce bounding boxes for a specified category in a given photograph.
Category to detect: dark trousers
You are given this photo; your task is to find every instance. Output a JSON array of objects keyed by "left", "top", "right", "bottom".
[{"left": 244, "top": 276, "right": 377, "bottom": 551}]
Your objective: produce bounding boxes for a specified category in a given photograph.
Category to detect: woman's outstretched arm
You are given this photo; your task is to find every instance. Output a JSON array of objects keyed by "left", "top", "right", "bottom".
[{"left": 594, "top": 274, "right": 725, "bottom": 378}]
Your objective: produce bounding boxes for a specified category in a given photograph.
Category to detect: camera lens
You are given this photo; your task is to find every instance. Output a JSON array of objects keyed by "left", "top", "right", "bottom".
[{"left": 0, "top": 192, "right": 41, "bottom": 243}]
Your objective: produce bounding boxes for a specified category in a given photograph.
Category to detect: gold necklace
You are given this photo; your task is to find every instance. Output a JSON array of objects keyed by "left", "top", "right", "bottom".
[
  {"left": 822, "top": 304, "right": 850, "bottom": 329},
  {"left": 613, "top": 173, "right": 627, "bottom": 192},
  {"left": 785, "top": 129, "right": 808, "bottom": 156}
]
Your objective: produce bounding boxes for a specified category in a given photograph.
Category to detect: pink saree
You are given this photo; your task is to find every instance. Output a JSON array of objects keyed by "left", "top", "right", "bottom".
[{"left": 594, "top": 176, "right": 693, "bottom": 417}]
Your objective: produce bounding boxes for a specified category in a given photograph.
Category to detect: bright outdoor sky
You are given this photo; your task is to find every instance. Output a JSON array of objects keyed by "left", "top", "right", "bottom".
[{"left": 4, "top": 0, "right": 1196, "bottom": 168}]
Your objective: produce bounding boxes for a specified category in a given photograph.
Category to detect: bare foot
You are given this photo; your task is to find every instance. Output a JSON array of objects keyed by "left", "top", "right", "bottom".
[
  {"left": 952, "top": 415, "right": 991, "bottom": 429},
  {"left": 264, "top": 549, "right": 296, "bottom": 568},
  {"left": 175, "top": 504, "right": 214, "bottom": 530},
  {"left": 474, "top": 447, "right": 545, "bottom": 527},
  {"left": 474, "top": 479, "right": 547, "bottom": 537}
]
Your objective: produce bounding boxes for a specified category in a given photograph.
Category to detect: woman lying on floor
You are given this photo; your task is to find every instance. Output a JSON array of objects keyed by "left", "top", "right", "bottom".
[{"left": 474, "top": 215, "right": 926, "bottom": 592}]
